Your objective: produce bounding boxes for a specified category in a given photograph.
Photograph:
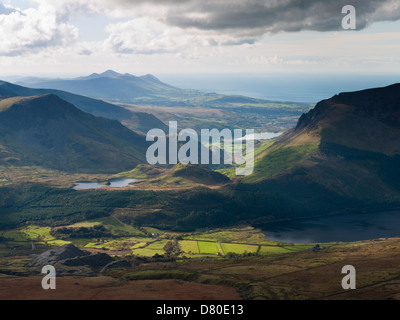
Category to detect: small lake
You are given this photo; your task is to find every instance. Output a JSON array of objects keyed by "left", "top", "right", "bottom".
[
  {"left": 236, "top": 132, "right": 282, "bottom": 141},
  {"left": 260, "top": 210, "right": 400, "bottom": 244},
  {"left": 72, "top": 178, "right": 138, "bottom": 190}
]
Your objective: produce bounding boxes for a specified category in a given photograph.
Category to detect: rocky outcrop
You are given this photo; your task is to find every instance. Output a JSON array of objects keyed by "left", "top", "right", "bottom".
[
  {"left": 28, "top": 244, "right": 113, "bottom": 269},
  {"left": 28, "top": 244, "right": 90, "bottom": 267},
  {"left": 62, "top": 252, "right": 113, "bottom": 268}
]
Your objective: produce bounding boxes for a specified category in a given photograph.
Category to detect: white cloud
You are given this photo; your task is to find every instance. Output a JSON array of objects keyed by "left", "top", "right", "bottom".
[
  {"left": 104, "top": 18, "right": 190, "bottom": 54},
  {"left": 0, "top": 2, "right": 78, "bottom": 56},
  {"left": 103, "top": 16, "right": 258, "bottom": 55}
]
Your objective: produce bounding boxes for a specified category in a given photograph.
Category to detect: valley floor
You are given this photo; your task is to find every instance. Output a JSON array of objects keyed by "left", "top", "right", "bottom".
[{"left": 1, "top": 221, "right": 400, "bottom": 300}]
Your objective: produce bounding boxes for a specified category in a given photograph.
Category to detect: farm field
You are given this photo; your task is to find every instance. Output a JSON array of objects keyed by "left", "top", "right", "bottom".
[
  {"left": 131, "top": 239, "right": 170, "bottom": 257},
  {"left": 197, "top": 241, "right": 221, "bottom": 255},
  {"left": 179, "top": 240, "right": 199, "bottom": 254},
  {"left": 0, "top": 220, "right": 355, "bottom": 259},
  {"left": 0, "top": 217, "right": 397, "bottom": 300},
  {"left": 221, "top": 243, "right": 259, "bottom": 255}
]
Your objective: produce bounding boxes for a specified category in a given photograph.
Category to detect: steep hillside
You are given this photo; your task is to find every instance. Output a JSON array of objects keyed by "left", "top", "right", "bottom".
[
  {"left": 131, "top": 163, "right": 231, "bottom": 189},
  {"left": 0, "top": 94, "right": 148, "bottom": 173},
  {"left": 243, "top": 84, "right": 400, "bottom": 209},
  {"left": 170, "top": 163, "right": 230, "bottom": 185}
]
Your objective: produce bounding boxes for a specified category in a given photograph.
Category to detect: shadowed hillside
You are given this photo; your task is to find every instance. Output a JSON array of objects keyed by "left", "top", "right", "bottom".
[
  {"left": 0, "top": 94, "right": 148, "bottom": 173},
  {"left": 240, "top": 84, "right": 400, "bottom": 216}
]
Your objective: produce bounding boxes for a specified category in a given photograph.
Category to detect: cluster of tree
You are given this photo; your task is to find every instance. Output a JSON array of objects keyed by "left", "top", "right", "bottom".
[
  {"left": 224, "top": 252, "right": 258, "bottom": 258},
  {"left": 129, "top": 254, "right": 175, "bottom": 263},
  {"left": 163, "top": 240, "right": 182, "bottom": 256},
  {"left": 51, "top": 225, "right": 112, "bottom": 239}
]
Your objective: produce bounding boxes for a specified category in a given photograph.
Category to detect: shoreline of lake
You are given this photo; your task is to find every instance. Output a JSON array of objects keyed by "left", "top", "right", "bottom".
[
  {"left": 259, "top": 209, "right": 400, "bottom": 244},
  {"left": 72, "top": 178, "right": 138, "bottom": 190}
]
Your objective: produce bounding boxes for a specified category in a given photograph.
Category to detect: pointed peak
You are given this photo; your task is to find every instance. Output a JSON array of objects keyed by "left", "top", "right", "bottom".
[
  {"left": 83, "top": 70, "right": 122, "bottom": 80},
  {"left": 100, "top": 70, "right": 121, "bottom": 77},
  {"left": 139, "top": 74, "right": 161, "bottom": 83}
]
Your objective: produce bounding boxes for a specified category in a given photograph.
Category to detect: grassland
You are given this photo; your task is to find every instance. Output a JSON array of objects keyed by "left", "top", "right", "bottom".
[
  {"left": 0, "top": 222, "right": 325, "bottom": 260},
  {"left": 245, "top": 144, "right": 319, "bottom": 182},
  {"left": 221, "top": 243, "right": 259, "bottom": 254},
  {"left": 1, "top": 219, "right": 399, "bottom": 300},
  {"left": 216, "top": 139, "right": 276, "bottom": 179},
  {"left": 258, "top": 245, "right": 292, "bottom": 254},
  {"left": 183, "top": 226, "right": 277, "bottom": 245},
  {"left": 179, "top": 240, "right": 200, "bottom": 254},
  {"left": 0, "top": 165, "right": 110, "bottom": 188},
  {"left": 131, "top": 239, "right": 170, "bottom": 257},
  {"left": 61, "top": 216, "right": 146, "bottom": 237},
  {"left": 0, "top": 225, "right": 70, "bottom": 259},
  {"left": 111, "top": 164, "right": 166, "bottom": 180},
  {"left": 197, "top": 241, "right": 221, "bottom": 255},
  {"left": 0, "top": 214, "right": 378, "bottom": 263},
  {"left": 1, "top": 225, "right": 70, "bottom": 246}
]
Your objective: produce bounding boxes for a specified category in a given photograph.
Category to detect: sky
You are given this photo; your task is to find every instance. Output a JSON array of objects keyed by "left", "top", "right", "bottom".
[{"left": 0, "top": 0, "right": 400, "bottom": 77}]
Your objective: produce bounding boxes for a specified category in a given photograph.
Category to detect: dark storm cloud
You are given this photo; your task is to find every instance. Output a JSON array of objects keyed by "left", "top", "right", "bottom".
[{"left": 116, "top": 0, "right": 400, "bottom": 34}]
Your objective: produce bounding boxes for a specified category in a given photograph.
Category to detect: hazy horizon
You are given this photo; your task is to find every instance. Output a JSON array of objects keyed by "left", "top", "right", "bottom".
[{"left": 3, "top": 71, "right": 398, "bottom": 103}]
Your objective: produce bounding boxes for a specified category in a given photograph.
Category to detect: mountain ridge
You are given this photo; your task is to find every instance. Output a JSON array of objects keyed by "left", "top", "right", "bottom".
[
  {"left": 0, "top": 80, "right": 168, "bottom": 134},
  {"left": 15, "top": 70, "right": 312, "bottom": 112},
  {"left": 0, "top": 94, "right": 148, "bottom": 173},
  {"left": 19, "top": 70, "right": 186, "bottom": 104},
  {"left": 241, "top": 83, "right": 400, "bottom": 214},
  {"left": 293, "top": 83, "right": 400, "bottom": 156}
]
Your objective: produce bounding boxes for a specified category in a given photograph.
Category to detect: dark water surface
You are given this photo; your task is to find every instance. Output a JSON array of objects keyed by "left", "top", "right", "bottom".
[{"left": 260, "top": 210, "right": 400, "bottom": 243}]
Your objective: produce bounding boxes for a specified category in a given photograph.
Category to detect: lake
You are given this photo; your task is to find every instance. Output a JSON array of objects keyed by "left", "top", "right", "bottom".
[
  {"left": 73, "top": 178, "right": 138, "bottom": 190},
  {"left": 236, "top": 132, "right": 282, "bottom": 141},
  {"left": 260, "top": 210, "right": 400, "bottom": 243}
]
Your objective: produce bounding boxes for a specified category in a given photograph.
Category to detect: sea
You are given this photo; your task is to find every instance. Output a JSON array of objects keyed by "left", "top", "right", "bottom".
[{"left": 157, "top": 73, "right": 400, "bottom": 103}]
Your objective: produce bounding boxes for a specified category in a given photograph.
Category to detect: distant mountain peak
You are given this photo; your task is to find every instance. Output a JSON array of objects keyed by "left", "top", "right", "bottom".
[
  {"left": 86, "top": 71, "right": 160, "bottom": 82},
  {"left": 140, "top": 74, "right": 161, "bottom": 82},
  {"left": 15, "top": 70, "right": 182, "bottom": 104},
  {"left": 99, "top": 70, "right": 122, "bottom": 77},
  {"left": 84, "top": 70, "right": 122, "bottom": 80}
]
